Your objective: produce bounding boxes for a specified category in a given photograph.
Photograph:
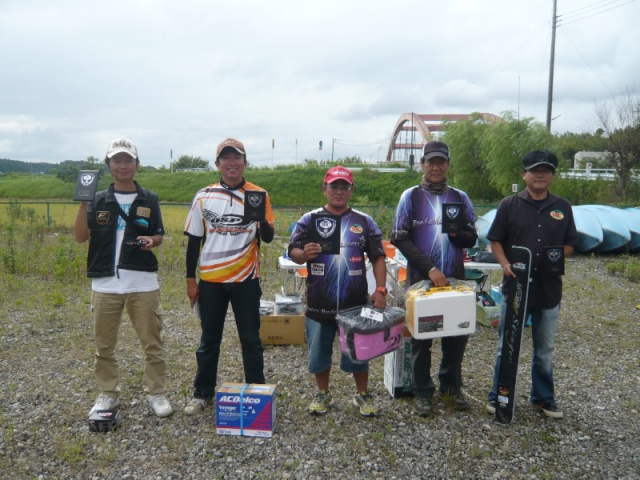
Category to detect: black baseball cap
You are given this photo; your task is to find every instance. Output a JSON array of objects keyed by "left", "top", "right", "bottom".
[
  {"left": 422, "top": 141, "right": 450, "bottom": 162},
  {"left": 522, "top": 150, "right": 557, "bottom": 172}
]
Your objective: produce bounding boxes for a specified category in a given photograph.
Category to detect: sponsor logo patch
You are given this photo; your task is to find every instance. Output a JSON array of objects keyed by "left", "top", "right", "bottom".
[
  {"left": 349, "top": 224, "right": 363, "bottom": 234},
  {"left": 310, "top": 263, "right": 324, "bottom": 275},
  {"left": 96, "top": 211, "right": 110, "bottom": 225},
  {"left": 550, "top": 210, "right": 564, "bottom": 220},
  {"left": 136, "top": 207, "right": 151, "bottom": 218},
  {"left": 349, "top": 256, "right": 363, "bottom": 263}
]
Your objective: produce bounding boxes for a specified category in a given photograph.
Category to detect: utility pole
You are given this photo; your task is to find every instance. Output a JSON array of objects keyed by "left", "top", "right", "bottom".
[{"left": 545, "top": 0, "right": 558, "bottom": 131}]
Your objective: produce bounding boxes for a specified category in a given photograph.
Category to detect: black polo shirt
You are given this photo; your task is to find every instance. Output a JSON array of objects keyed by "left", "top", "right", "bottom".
[{"left": 487, "top": 189, "right": 578, "bottom": 309}]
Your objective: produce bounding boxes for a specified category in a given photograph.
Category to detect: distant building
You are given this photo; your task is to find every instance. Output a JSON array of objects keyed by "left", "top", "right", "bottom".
[{"left": 573, "top": 151, "right": 609, "bottom": 169}]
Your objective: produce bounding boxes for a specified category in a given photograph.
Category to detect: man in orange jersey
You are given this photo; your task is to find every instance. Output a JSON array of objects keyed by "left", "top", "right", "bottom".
[{"left": 183, "top": 138, "right": 275, "bottom": 415}]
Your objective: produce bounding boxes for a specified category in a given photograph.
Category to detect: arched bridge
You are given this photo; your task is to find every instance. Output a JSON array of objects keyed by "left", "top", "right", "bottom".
[{"left": 386, "top": 113, "right": 500, "bottom": 163}]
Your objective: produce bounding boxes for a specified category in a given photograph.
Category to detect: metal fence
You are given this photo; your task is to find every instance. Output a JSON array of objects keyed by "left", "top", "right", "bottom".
[{"left": 0, "top": 201, "right": 497, "bottom": 238}]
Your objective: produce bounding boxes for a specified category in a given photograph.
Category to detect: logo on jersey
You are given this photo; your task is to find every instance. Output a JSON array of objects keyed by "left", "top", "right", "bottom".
[
  {"left": 349, "top": 224, "right": 363, "bottom": 234},
  {"left": 550, "top": 210, "right": 564, "bottom": 220},
  {"left": 96, "top": 211, "right": 110, "bottom": 225},
  {"left": 203, "top": 209, "right": 245, "bottom": 227},
  {"left": 246, "top": 192, "right": 264, "bottom": 208},
  {"left": 310, "top": 263, "right": 325, "bottom": 275},
  {"left": 512, "top": 261, "right": 527, "bottom": 272},
  {"left": 445, "top": 204, "right": 460, "bottom": 220},
  {"left": 80, "top": 172, "right": 96, "bottom": 187},
  {"left": 315, "top": 217, "right": 337, "bottom": 239},
  {"left": 349, "top": 256, "right": 363, "bottom": 263}
]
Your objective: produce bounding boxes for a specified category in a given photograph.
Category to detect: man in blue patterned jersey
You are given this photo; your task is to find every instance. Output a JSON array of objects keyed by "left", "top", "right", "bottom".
[
  {"left": 288, "top": 166, "right": 388, "bottom": 417},
  {"left": 391, "top": 141, "right": 478, "bottom": 417}
]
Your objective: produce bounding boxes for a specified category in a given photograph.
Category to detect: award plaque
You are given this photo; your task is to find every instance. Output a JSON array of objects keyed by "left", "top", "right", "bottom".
[
  {"left": 73, "top": 170, "right": 100, "bottom": 201},
  {"left": 541, "top": 246, "right": 565, "bottom": 275},
  {"left": 310, "top": 213, "right": 341, "bottom": 254},
  {"left": 244, "top": 191, "right": 266, "bottom": 221},
  {"left": 442, "top": 202, "right": 463, "bottom": 234}
]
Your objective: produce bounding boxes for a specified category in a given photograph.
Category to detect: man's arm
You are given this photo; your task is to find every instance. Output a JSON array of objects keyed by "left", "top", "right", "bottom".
[
  {"left": 491, "top": 240, "right": 515, "bottom": 278},
  {"left": 73, "top": 201, "right": 91, "bottom": 243},
  {"left": 369, "top": 255, "right": 387, "bottom": 309},
  {"left": 185, "top": 234, "right": 202, "bottom": 307}
]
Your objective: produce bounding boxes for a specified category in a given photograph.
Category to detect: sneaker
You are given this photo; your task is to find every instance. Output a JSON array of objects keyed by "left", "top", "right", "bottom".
[
  {"left": 89, "top": 394, "right": 120, "bottom": 415},
  {"left": 148, "top": 394, "right": 174, "bottom": 418},
  {"left": 413, "top": 396, "right": 432, "bottom": 417},
  {"left": 443, "top": 392, "right": 471, "bottom": 412},
  {"left": 184, "top": 397, "right": 212, "bottom": 416},
  {"left": 308, "top": 390, "right": 333, "bottom": 415},
  {"left": 353, "top": 391, "right": 378, "bottom": 417},
  {"left": 486, "top": 400, "right": 497, "bottom": 415},
  {"left": 535, "top": 402, "right": 564, "bottom": 419}
]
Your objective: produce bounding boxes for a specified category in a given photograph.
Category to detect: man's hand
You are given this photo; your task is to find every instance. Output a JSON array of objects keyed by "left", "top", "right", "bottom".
[
  {"left": 186, "top": 278, "right": 199, "bottom": 308},
  {"left": 428, "top": 267, "right": 448, "bottom": 287}
]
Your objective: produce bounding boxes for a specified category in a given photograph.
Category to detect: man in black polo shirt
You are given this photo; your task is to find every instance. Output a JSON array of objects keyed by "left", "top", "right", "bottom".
[{"left": 486, "top": 150, "right": 578, "bottom": 419}]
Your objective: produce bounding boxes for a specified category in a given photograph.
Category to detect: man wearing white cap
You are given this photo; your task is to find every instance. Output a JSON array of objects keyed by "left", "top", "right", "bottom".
[{"left": 73, "top": 138, "right": 173, "bottom": 419}]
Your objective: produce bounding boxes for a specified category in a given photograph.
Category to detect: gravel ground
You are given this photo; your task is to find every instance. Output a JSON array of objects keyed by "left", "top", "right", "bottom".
[{"left": 1, "top": 254, "right": 639, "bottom": 479}]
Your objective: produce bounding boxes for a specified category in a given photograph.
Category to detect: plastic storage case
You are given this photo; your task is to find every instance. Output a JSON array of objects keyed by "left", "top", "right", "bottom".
[
  {"left": 336, "top": 305, "right": 405, "bottom": 362},
  {"left": 405, "top": 282, "right": 476, "bottom": 339}
]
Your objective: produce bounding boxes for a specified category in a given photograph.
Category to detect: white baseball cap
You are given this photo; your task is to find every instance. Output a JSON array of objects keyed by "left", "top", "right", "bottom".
[{"left": 106, "top": 138, "right": 138, "bottom": 159}]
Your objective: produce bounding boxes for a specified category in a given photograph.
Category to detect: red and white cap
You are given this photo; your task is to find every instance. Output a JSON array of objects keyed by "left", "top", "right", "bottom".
[{"left": 324, "top": 166, "right": 354, "bottom": 185}]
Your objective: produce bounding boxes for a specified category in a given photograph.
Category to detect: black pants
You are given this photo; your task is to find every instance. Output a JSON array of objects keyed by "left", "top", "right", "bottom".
[
  {"left": 411, "top": 335, "right": 469, "bottom": 398},
  {"left": 192, "top": 278, "right": 265, "bottom": 398}
]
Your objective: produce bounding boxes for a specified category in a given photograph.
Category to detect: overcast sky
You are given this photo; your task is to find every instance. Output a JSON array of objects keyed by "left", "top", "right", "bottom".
[{"left": 1, "top": 0, "right": 638, "bottom": 168}]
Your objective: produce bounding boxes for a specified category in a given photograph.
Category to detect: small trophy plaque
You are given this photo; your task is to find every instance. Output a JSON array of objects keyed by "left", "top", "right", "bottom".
[
  {"left": 310, "top": 213, "right": 341, "bottom": 254},
  {"left": 244, "top": 191, "right": 266, "bottom": 221},
  {"left": 442, "top": 202, "right": 463, "bottom": 234},
  {"left": 88, "top": 409, "right": 122, "bottom": 433},
  {"left": 73, "top": 170, "right": 100, "bottom": 201},
  {"left": 541, "top": 246, "right": 565, "bottom": 275}
]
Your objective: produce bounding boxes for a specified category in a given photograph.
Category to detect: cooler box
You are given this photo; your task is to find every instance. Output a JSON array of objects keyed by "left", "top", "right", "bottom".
[
  {"left": 383, "top": 335, "right": 413, "bottom": 398},
  {"left": 405, "top": 283, "right": 476, "bottom": 339},
  {"left": 215, "top": 383, "right": 276, "bottom": 438},
  {"left": 336, "top": 305, "right": 405, "bottom": 362}
]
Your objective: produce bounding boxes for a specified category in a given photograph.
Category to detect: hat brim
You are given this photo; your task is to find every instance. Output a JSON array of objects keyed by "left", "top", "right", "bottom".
[
  {"left": 107, "top": 148, "right": 137, "bottom": 159},
  {"left": 325, "top": 177, "right": 353, "bottom": 185},
  {"left": 423, "top": 152, "right": 449, "bottom": 162},
  {"left": 216, "top": 146, "right": 246, "bottom": 158},
  {"left": 524, "top": 161, "right": 556, "bottom": 172}
]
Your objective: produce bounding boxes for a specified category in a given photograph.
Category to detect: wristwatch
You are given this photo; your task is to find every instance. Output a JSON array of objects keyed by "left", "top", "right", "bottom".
[{"left": 375, "top": 286, "right": 388, "bottom": 296}]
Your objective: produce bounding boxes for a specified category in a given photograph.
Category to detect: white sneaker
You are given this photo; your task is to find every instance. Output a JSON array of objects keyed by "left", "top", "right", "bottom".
[
  {"left": 147, "top": 394, "right": 174, "bottom": 418},
  {"left": 89, "top": 394, "right": 120, "bottom": 415},
  {"left": 184, "top": 397, "right": 211, "bottom": 415}
]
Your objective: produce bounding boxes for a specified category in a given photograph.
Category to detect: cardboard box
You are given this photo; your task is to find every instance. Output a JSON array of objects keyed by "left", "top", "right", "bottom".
[
  {"left": 260, "top": 314, "right": 305, "bottom": 345},
  {"left": 406, "top": 285, "right": 476, "bottom": 339},
  {"left": 383, "top": 336, "right": 413, "bottom": 398},
  {"left": 476, "top": 291, "right": 500, "bottom": 327},
  {"left": 215, "top": 383, "right": 277, "bottom": 437}
]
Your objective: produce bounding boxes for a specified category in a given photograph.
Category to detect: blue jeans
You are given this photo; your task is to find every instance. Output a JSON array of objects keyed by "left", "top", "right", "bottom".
[
  {"left": 489, "top": 300, "right": 560, "bottom": 405},
  {"left": 305, "top": 317, "right": 368, "bottom": 374},
  {"left": 192, "top": 278, "right": 264, "bottom": 398}
]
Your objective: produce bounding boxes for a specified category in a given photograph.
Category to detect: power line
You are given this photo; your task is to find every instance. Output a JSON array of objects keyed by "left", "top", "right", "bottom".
[{"left": 558, "top": 0, "right": 635, "bottom": 27}]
